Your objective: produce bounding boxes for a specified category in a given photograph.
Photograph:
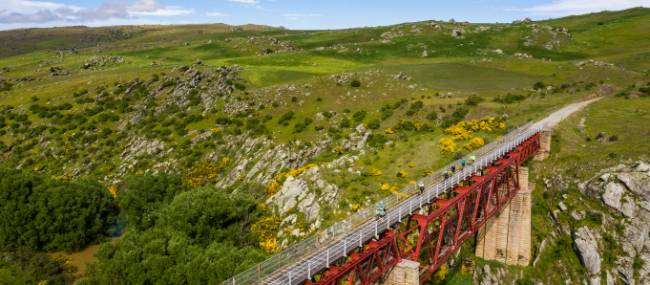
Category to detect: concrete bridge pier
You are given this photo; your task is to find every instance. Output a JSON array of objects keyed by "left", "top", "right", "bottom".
[
  {"left": 384, "top": 259, "right": 420, "bottom": 285},
  {"left": 475, "top": 166, "right": 532, "bottom": 266}
]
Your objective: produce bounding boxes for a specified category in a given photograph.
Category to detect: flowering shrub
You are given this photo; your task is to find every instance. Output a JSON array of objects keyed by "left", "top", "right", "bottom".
[
  {"left": 439, "top": 116, "right": 505, "bottom": 154},
  {"left": 185, "top": 162, "right": 221, "bottom": 188},
  {"left": 252, "top": 216, "right": 281, "bottom": 252},
  {"left": 439, "top": 137, "right": 458, "bottom": 153}
]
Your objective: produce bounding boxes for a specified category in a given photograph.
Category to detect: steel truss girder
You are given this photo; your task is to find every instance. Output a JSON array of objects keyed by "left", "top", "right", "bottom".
[{"left": 306, "top": 133, "right": 540, "bottom": 285}]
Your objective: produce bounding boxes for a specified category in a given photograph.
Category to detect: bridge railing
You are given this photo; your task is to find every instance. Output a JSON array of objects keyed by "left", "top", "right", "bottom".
[{"left": 223, "top": 121, "right": 540, "bottom": 285}]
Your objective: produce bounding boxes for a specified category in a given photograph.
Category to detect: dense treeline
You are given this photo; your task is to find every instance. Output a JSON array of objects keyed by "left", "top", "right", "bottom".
[
  {"left": 0, "top": 167, "right": 117, "bottom": 251},
  {"left": 0, "top": 166, "right": 116, "bottom": 284},
  {"left": 0, "top": 167, "right": 267, "bottom": 284},
  {"left": 81, "top": 185, "right": 266, "bottom": 284}
]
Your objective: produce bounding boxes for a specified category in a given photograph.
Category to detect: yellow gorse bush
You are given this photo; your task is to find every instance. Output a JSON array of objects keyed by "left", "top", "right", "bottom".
[
  {"left": 185, "top": 161, "right": 221, "bottom": 188},
  {"left": 265, "top": 180, "right": 281, "bottom": 195},
  {"left": 108, "top": 185, "right": 119, "bottom": 199},
  {"left": 286, "top": 163, "right": 317, "bottom": 177},
  {"left": 445, "top": 124, "right": 472, "bottom": 141},
  {"left": 439, "top": 116, "right": 506, "bottom": 154},
  {"left": 438, "top": 137, "right": 458, "bottom": 153},
  {"left": 251, "top": 216, "right": 281, "bottom": 253},
  {"left": 463, "top": 136, "right": 485, "bottom": 151}
]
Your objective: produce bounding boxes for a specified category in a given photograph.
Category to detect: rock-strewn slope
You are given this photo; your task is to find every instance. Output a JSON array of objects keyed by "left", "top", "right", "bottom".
[{"left": 577, "top": 161, "right": 650, "bottom": 285}]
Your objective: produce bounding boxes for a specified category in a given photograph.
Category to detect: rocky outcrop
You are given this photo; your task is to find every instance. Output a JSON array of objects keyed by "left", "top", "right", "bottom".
[
  {"left": 451, "top": 27, "right": 465, "bottom": 38},
  {"left": 49, "top": 66, "right": 69, "bottom": 76},
  {"left": 393, "top": 72, "right": 411, "bottom": 81},
  {"left": 158, "top": 65, "right": 243, "bottom": 114},
  {"left": 578, "top": 161, "right": 650, "bottom": 284},
  {"left": 330, "top": 73, "right": 354, "bottom": 85},
  {"left": 380, "top": 29, "right": 404, "bottom": 42},
  {"left": 576, "top": 60, "right": 615, "bottom": 69},
  {"left": 340, "top": 124, "right": 372, "bottom": 151},
  {"left": 214, "top": 134, "right": 330, "bottom": 190},
  {"left": 268, "top": 165, "right": 340, "bottom": 246},
  {"left": 82, "top": 55, "right": 125, "bottom": 69},
  {"left": 473, "top": 264, "right": 508, "bottom": 285},
  {"left": 514, "top": 52, "right": 533, "bottom": 59},
  {"left": 602, "top": 181, "right": 625, "bottom": 210},
  {"left": 574, "top": 226, "right": 601, "bottom": 285},
  {"left": 521, "top": 23, "right": 571, "bottom": 50},
  {"left": 117, "top": 137, "right": 171, "bottom": 177},
  {"left": 246, "top": 35, "right": 296, "bottom": 55}
]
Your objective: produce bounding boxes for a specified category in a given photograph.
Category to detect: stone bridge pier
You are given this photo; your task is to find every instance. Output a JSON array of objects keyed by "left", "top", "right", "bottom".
[
  {"left": 534, "top": 128, "right": 552, "bottom": 161},
  {"left": 475, "top": 128, "right": 550, "bottom": 266},
  {"left": 384, "top": 259, "right": 419, "bottom": 285}
]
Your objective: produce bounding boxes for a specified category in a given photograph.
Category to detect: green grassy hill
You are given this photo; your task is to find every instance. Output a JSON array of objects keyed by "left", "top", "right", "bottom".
[{"left": 0, "top": 7, "right": 648, "bottom": 285}]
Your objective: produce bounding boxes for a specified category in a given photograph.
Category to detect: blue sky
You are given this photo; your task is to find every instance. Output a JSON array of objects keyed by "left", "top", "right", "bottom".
[{"left": 1, "top": 0, "right": 649, "bottom": 30}]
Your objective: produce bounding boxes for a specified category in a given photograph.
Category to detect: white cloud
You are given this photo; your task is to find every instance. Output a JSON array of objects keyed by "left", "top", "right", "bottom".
[
  {"left": 284, "top": 13, "right": 321, "bottom": 21},
  {"left": 522, "top": 0, "right": 650, "bottom": 16},
  {"left": 1, "top": 0, "right": 80, "bottom": 13},
  {"left": 0, "top": 0, "right": 194, "bottom": 24},
  {"left": 206, "top": 11, "right": 230, "bottom": 17}
]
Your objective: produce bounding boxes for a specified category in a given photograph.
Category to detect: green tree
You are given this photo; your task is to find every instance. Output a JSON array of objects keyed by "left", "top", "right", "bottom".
[
  {"left": 164, "top": 186, "right": 258, "bottom": 246},
  {"left": 464, "top": 95, "right": 484, "bottom": 106},
  {"left": 352, "top": 110, "right": 367, "bottom": 122},
  {"left": 119, "top": 174, "right": 186, "bottom": 231},
  {"left": 0, "top": 167, "right": 116, "bottom": 251},
  {"left": 82, "top": 227, "right": 265, "bottom": 285}
]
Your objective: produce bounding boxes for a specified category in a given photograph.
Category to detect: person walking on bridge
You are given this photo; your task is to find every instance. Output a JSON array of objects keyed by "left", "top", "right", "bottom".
[
  {"left": 376, "top": 201, "right": 386, "bottom": 220},
  {"left": 417, "top": 181, "right": 425, "bottom": 195}
]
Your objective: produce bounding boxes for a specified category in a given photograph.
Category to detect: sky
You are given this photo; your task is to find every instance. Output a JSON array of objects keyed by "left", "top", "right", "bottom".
[{"left": 0, "top": 0, "right": 649, "bottom": 31}]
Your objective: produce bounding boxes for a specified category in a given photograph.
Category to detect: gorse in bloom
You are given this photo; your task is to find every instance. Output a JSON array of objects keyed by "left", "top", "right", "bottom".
[
  {"left": 439, "top": 137, "right": 458, "bottom": 153},
  {"left": 464, "top": 136, "right": 485, "bottom": 151},
  {"left": 439, "top": 116, "right": 506, "bottom": 153},
  {"left": 252, "top": 216, "right": 281, "bottom": 252},
  {"left": 184, "top": 161, "right": 221, "bottom": 188}
]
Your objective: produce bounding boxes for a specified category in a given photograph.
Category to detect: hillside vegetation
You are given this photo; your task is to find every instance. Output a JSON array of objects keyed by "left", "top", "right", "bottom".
[{"left": 0, "top": 8, "right": 648, "bottom": 285}]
